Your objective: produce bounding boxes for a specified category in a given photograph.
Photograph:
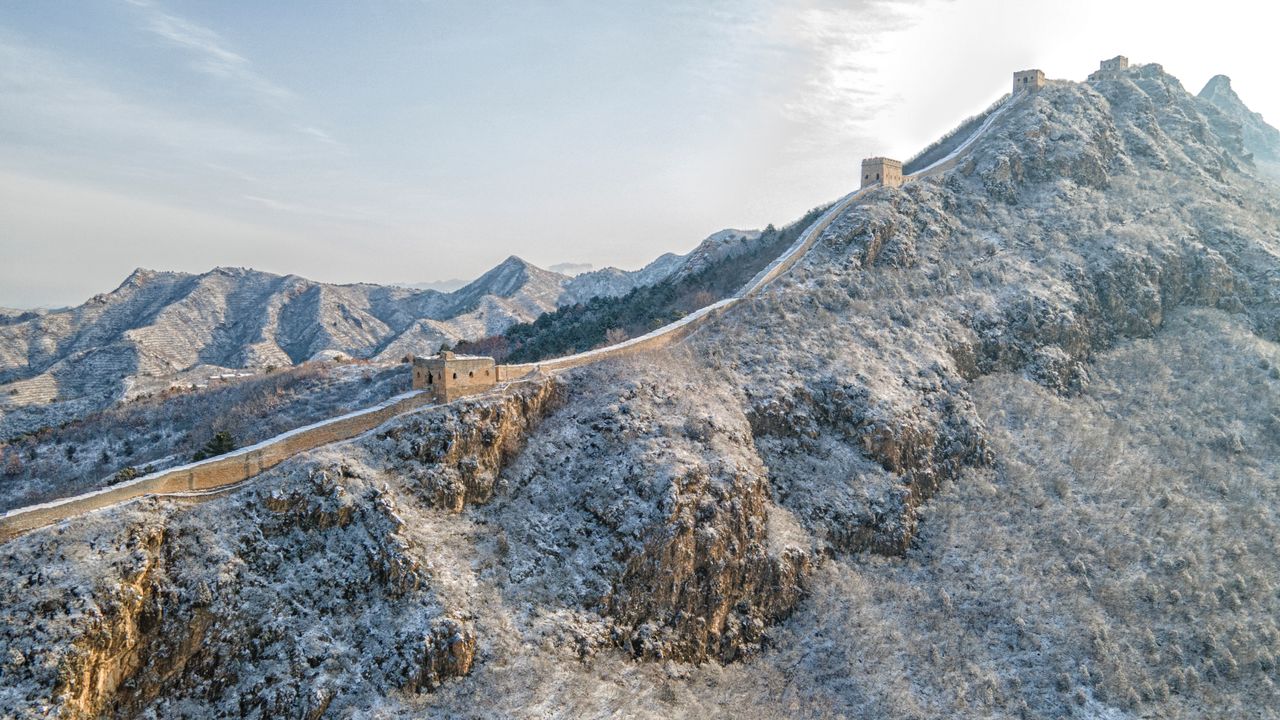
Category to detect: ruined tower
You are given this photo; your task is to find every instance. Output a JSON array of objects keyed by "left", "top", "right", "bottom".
[
  {"left": 412, "top": 351, "right": 498, "bottom": 403},
  {"left": 1012, "top": 69, "right": 1045, "bottom": 93},
  {"left": 1088, "top": 55, "right": 1130, "bottom": 81},
  {"left": 861, "top": 157, "right": 904, "bottom": 189}
]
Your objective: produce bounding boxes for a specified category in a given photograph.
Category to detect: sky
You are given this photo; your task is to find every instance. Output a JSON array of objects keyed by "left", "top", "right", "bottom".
[{"left": 1, "top": 0, "right": 1277, "bottom": 308}]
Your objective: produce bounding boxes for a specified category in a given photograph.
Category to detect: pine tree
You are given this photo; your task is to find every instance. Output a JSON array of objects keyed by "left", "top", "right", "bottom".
[{"left": 192, "top": 431, "right": 236, "bottom": 462}]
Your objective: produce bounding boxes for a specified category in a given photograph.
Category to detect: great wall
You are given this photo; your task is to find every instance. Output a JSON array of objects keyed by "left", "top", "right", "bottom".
[{"left": 0, "top": 63, "right": 1090, "bottom": 542}]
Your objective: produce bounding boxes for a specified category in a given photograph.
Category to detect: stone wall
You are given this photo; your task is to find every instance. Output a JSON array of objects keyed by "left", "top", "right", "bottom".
[
  {"left": 1, "top": 77, "right": 1015, "bottom": 545},
  {"left": 496, "top": 299, "right": 738, "bottom": 380},
  {"left": 0, "top": 391, "right": 436, "bottom": 542},
  {"left": 499, "top": 185, "right": 875, "bottom": 382}
]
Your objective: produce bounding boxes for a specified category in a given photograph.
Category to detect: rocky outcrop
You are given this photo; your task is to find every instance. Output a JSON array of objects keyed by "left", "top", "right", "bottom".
[
  {"left": 5, "top": 61, "right": 1280, "bottom": 718},
  {"left": 38, "top": 464, "right": 446, "bottom": 719},
  {"left": 402, "top": 618, "right": 477, "bottom": 694},
  {"left": 378, "top": 377, "right": 565, "bottom": 510},
  {"left": 1199, "top": 74, "right": 1280, "bottom": 164},
  {"left": 0, "top": 380, "right": 569, "bottom": 717},
  {"left": 604, "top": 463, "right": 810, "bottom": 662}
]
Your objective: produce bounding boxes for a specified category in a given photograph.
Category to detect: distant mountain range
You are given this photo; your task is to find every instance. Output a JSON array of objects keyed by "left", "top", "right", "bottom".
[
  {"left": 548, "top": 262, "right": 594, "bottom": 276},
  {"left": 0, "top": 228, "right": 761, "bottom": 434}
]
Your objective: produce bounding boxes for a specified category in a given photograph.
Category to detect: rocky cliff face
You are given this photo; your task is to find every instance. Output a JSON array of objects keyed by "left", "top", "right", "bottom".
[
  {"left": 1199, "top": 74, "right": 1280, "bottom": 168},
  {"left": 3, "top": 61, "right": 1280, "bottom": 718},
  {"left": 0, "top": 378, "right": 560, "bottom": 717}
]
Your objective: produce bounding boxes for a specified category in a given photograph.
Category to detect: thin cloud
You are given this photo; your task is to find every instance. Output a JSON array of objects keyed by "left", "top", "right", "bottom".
[
  {"left": 0, "top": 37, "right": 289, "bottom": 161},
  {"left": 769, "top": 0, "right": 943, "bottom": 152},
  {"left": 242, "top": 194, "right": 386, "bottom": 225},
  {"left": 296, "top": 125, "right": 344, "bottom": 149},
  {"left": 124, "top": 0, "right": 294, "bottom": 103}
]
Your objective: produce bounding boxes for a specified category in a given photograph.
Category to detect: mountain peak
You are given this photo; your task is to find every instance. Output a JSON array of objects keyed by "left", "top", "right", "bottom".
[
  {"left": 496, "top": 255, "right": 534, "bottom": 270},
  {"left": 1200, "top": 74, "right": 1235, "bottom": 100},
  {"left": 1198, "top": 73, "right": 1280, "bottom": 164},
  {"left": 124, "top": 267, "right": 157, "bottom": 283},
  {"left": 451, "top": 255, "right": 555, "bottom": 301}
]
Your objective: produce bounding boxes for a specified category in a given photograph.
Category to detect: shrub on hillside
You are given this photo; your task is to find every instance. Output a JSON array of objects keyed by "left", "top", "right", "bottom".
[{"left": 192, "top": 431, "right": 236, "bottom": 462}]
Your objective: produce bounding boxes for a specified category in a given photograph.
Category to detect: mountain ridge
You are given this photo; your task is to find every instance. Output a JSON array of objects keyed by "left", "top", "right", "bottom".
[
  {"left": 4, "top": 59, "right": 1280, "bottom": 718},
  {"left": 0, "top": 227, "right": 766, "bottom": 436}
]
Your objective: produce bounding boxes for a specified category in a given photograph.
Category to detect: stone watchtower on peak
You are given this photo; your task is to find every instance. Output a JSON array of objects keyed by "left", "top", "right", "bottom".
[
  {"left": 1013, "top": 69, "right": 1045, "bottom": 93},
  {"left": 861, "top": 157, "right": 903, "bottom": 189},
  {"left": 1088, "top": 55, "right": 1130, "bottom": 81}
]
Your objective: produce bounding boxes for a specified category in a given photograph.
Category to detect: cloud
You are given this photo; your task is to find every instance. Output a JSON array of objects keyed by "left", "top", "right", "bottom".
[
  {"left": 296, "top": 125, "right": 345, "bottom": 150},
  {"left": 0, "top": 37, "right": 290, "bottom": 163},
  {"left": 775, "top": 1, "right": 941, "bottom": 147},
  {"left": 124, "top": 0, "right": 294, "bottom": 103},
  {"left": 242, "top": 193, "right": 381, "bottom": 224}
]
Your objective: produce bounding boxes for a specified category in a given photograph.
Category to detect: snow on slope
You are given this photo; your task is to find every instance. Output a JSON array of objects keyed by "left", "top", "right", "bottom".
[{"left": 8, "top": 59, "right": 1278, "bottom": 720}]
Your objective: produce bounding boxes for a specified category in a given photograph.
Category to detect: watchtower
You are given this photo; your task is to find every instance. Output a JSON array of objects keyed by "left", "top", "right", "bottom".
[
  {"left": 861, "top": 157, "right": 903, "bottom": 189},
  {"left": 1088, "top": 55, "right": 1129, "bottom": 81},
  {"left": 412, "top": 351, "right": 498, "bottom": 403},
  {"left": 1012, "top": 69, "right": 1045, "bottom": 94}
]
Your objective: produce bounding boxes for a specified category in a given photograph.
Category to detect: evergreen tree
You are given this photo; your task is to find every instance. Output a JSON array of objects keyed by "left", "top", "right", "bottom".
[{"left": 193, "top": 431, "right": 236, "bottom": 461}]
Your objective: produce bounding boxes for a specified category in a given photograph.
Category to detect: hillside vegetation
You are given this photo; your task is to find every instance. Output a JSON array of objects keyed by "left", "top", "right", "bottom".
[
  {"left": 2, "top": 63, "right": 1280, "bottom": 719},
  {"left": 460, "top": 209, "right": 826, "bottom": 363},
  {"left": 0, "top": 361, "right": 407, "bottom": 512}
]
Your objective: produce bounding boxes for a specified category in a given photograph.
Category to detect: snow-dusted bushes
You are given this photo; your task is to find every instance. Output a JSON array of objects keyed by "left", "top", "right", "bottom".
[{"left": 0, "top": 361, "right": 407, "bottom": 511}]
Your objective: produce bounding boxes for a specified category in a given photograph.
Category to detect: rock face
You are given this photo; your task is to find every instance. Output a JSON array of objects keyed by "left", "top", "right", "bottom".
[
  {"left": 0, "top": 378, "right": 561, "bottom": 717},
  {"left": 377, "top": 377, "right": 567, "bottom": 510},
  {"left": 1199, "top": 74, "right": 1280, "bottom": 165},
  {"left": 3, "top": 61, "right": 1280, "bottom": 718},
  {"left": 487, "top": 359, "right": 811, "bottom": 663}
]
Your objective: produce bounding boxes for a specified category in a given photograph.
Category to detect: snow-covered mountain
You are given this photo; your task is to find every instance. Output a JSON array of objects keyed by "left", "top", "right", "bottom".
[
  {"left": 0, "top": 259, "right": 563, "bottom": 435},
  {"left": 1199, "top": 74, "right": 1280, "bottom": 177},
  {"left": 0, "top": 228, "right": 762, "bottom": 435},
  {"left": 9, "top": 58, "right": 1277, "bottom": 720}
]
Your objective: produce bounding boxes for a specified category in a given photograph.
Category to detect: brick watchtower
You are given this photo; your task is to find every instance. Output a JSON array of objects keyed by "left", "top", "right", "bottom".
[
  {"left": 1013, "top": 69, "right": 1045, "bottom": 93},
  {"left": 1088, "top": 55, "right": 1129, "bottom": 81},
  {"left": 861, "top": 157, "right": 903, "bottom": 189},
  {"left": 412, "top": 351, "right": 498, "bottom": 402}
]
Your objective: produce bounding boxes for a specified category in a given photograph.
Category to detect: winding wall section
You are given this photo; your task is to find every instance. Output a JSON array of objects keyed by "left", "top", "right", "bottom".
[
  {"left": 0, "top": 391, "right": 435, "bottom": 541},
  {"left": 0, "top": 93, "right": 1015, "bottom": 542}
]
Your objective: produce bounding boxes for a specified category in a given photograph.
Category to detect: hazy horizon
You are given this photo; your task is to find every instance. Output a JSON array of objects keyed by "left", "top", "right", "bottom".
[{"left": 2, "top": 0, "right": 1276, "bottom": 308}]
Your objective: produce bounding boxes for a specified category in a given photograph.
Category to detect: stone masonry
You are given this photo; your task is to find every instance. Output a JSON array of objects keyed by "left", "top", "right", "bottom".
[
  {"left": 413, "top": 351, "right": 498, "bottom": 403},
  {"left": 1088, "top": 55, "right": 1130, "bottom": 81},
  {"left": 1013, "top": 69, "right": 1045, "bottom": 93},
  {"left": 861, "top": 157, "right": 904, "bottom": 189}
]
